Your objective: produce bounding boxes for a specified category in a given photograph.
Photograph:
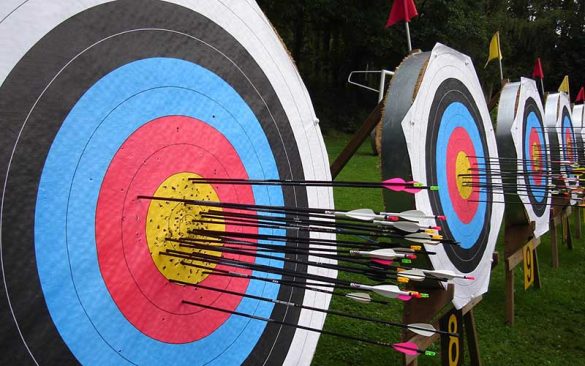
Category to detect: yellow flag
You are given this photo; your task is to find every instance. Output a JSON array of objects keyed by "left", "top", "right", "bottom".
[
  {"left": 558, "top": 75, "right": 570, "bottom": 94},
  {"left": 485, "top": 32, "right": 502, "bottom": 68}
]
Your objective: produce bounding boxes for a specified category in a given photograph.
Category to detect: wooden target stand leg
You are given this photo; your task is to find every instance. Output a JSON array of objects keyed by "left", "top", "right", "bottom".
[
  {"left": 575, "top": 204, "right": 582, "bottom": 240},
  {"left": 549, "top": 196, "right": 573, "bottom": 268},
  {"left": 402, "top": 285, "right": 482, "bottom": 366},
  {"left": 330, "top": 102, "right": 383, "bottom": 179},
  {"left": 503, "top": 221, "right": 541, "bottom": 325},
  {"left": 563, "top": 206, "right": 573, "bottom": 249}
]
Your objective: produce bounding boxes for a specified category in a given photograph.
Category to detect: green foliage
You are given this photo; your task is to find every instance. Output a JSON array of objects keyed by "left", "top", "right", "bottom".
[{"left": 257, "top": 0, "right": 585, "bottom": 131}]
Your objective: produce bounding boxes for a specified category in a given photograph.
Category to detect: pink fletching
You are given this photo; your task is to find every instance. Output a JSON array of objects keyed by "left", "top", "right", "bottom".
[
  {"left": 382, "top": 178, "right": 406, "bottom": 192},
  {"left": 372, "top": 259, "right": 393, "bottom": 266},
  {"left": 392, "top": 342, "right": 420, "bottom": 356},
  {"left": 397, "top": 294, "right": 412, "bottom": 301},
  {"left": 402, "top": 186, "right": 422, "bottom": 194}
]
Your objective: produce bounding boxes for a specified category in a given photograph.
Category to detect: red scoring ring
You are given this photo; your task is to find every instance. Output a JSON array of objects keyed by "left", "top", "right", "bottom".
[
  {"left": 529, "top": 127, "right": 544, "bottom": 186},
  {"left": 96, "top": 116, "right": 256, "bottom": 343},
  {"left": 446, "top": 127, "right": 479, "bottom": 224}
]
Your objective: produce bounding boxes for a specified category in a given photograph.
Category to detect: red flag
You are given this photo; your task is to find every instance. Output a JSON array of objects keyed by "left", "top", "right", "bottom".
[
  {"left": 532, "top": 58, "right": 544, "bottom": 79},
  {"left": 576, "top": 87, "right": 585, "bottom": 103},
  {"left": 385, "top": 0, "right": 418, "bottom": 28}
]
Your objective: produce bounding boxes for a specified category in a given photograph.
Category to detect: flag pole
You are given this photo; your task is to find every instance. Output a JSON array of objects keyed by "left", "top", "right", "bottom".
[
  {"left": 497, "top": 32, "right": 503, "bottom": 80},
  {"left": 405, "top": 21, "right": 412, "bottom": 52},
  {"left": 540, "top": 78, "right": 545, "bottom": 95}
]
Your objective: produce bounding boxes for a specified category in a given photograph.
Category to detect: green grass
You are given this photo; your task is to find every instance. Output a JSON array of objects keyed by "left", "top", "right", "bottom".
[{"left": 311, "top": 132, "right": 585, "bottom": 365}]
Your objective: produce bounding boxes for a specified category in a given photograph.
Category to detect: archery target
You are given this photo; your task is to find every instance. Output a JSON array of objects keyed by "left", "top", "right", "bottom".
[
  {"left": 544, "top": 92, "right": 579, "bottom": 204},
  {"left": 572, "top": 104, "right": 585, "bottom": 164},
  {"left": 381, "top": 43, "right": 504, "bottom": 309},
  {"left": 496, "top": 78, "right": 551, "bottom": 237},
  {"left": 0, "top": 1, "right": 334, "bottom": 365}
]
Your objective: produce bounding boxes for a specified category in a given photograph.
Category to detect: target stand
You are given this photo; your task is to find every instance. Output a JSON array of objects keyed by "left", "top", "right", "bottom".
[
  {"left": 503, "top": 222, "right": 542, "bottom": 325},
  {"left": 495, "top": 79, "right": 550, "bottom": 325}
]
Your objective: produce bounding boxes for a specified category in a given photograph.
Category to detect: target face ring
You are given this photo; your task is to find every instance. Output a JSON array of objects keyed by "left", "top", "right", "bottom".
[
  {"left": 0, "top": 1, "right": 334, "bottom": 365},
  {"left": 426, "top": 78, "right": 492, "bottom": 273}
]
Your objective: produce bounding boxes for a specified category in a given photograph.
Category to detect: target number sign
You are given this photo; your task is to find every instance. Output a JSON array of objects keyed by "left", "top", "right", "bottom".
[{"left": 523, "top": 241, "right": 535, "bottom": 290}]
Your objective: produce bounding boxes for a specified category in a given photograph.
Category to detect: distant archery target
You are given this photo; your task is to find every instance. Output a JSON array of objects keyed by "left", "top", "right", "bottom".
[
  {"left": 381, "top": 44, "right": 504, "bottom": 309},
  {"left": 573, "top": 104, "right": 585, "bottom": 163},
  {"left": 545, "top": 92, "right": 579, "bottom": 204},
  {"left": 0, "top": 1, "right": 334, "bottom": 365},
  {"left": 496, "top": 79, "right": 550, "bottom": 237}
]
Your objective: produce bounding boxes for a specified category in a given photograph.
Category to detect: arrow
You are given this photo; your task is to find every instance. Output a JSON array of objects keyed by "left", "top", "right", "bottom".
[
  {"left": 172, "top": 278, "right": 453, "bottom": 337},
  {"left": 392, "top": 342, "right": 434, "bottom": 356},
  {"left": 340, "top": 208, "right": 444, "bottom": 223},
  {"left": 188, "top": 176, "right": 438, "bottom": 194},
  {"left": 164, "top": 242, "right": 403, "bottom": 280},
  {"left": 372, "top": 220, "right": 423, "bottom": 233},
  {"left": 138, "top": 196, "right": 446, "bottom": 229},
  {"left": 199, "top": 209, "right": 433, "bottom": 237},
  {"left": 382, "top": 209, "right": 446, "bottom": 222},
  {"left": 350, "top": 248, "right": 415, "bottom": 261},
  {"left": 182, "top": 300, "right": 436, "bottom": 357},
  {"left": 197, "top": 265, "right": 398, "bottom": 306},
  {"left": 349, "top": 283, "right": 422, "bottom": 301},
  {"left": 396, "top": 269, "right": 475, "bottom": 282},
  {"left": 166, "top": 250, "right": 428, "bottom": 300}
]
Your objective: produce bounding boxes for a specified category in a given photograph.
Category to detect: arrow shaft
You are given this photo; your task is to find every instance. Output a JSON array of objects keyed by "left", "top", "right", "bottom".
[
  {"left": 174, "top": 278, "right": 451, "bottom": 336},
  {"left": 181, "top": 300, "right": 426, "bottom": 353}
]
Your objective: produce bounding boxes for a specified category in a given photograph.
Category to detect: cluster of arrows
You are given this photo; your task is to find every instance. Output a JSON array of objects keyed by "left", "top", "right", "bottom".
[
  {"left": 460, "top": 150, "right": 584, "bottom": 204},
  {"left": 138, "top": 177, "right": 473, "bottom": 357}
]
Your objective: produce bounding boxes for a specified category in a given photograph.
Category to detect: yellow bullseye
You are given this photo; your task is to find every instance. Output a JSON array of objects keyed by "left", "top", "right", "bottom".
[
  {"left": 146, "top": 172, "right": 223, "bottom": 284},
  {"left": 532, "top": 143, "right": 541, "bottom": 171},
  {"left": 455, "top": 151, "right": 473, "bottom": 199}
]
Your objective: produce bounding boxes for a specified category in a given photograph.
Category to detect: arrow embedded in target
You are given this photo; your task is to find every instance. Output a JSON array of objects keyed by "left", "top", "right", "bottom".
[
  {"left": 173, "top": 278, "right": 453, "bottom": 337},
  {"left": 182, "top": 300, "right": 436, "bottom": 357},
  {"left": 188, "top": 176, "right": 438, "bottom": 194},
  {"left": 350, "top": 248, "right": 416, "bottom": 261}
]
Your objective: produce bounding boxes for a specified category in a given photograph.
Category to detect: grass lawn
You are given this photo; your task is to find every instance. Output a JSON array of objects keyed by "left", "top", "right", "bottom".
[{"left": 311, "top": 132, "right": 585, "bottom": 365}]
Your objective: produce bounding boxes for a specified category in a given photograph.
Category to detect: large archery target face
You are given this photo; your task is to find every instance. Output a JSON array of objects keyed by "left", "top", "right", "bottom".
[
  {"left": 394, "top": 44, "right": 504, "bottom": 309},
  {"left": 0, "top": 1, "right": 334, "bottom": 365},
  {"left": 497, "top": 79, "right": 551, "bottom": 237}
]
